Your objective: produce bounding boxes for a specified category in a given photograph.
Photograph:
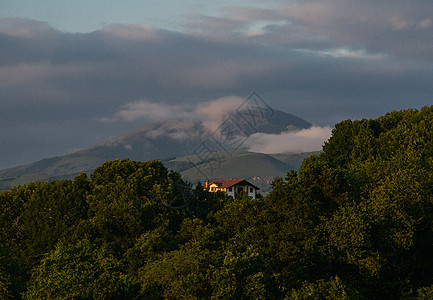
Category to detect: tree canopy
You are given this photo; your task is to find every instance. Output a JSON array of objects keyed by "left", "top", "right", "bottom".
[{"left": 1, "top": 106, "right": 433, "bottom": 299}]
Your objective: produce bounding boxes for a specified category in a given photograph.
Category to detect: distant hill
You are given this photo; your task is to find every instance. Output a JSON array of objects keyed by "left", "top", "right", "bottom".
[
  {"left": 0, "top": 109, "right": 314, "bottom": 191},
  {"left": 176, "top": 151, "right": 318, "bottom": 193}
]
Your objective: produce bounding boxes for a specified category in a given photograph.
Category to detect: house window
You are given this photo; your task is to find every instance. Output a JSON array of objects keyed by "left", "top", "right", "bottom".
[
  {"left": 228, "top": 187, "right": 232, "bottom": 192},
  {"left": 250, "top": 187, "right": 253, "bottom": 193}
]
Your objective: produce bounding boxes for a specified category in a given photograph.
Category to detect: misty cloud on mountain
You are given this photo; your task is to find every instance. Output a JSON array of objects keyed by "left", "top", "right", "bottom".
[
  {"left": 195, "top": 96, "right": 245, "bottom": 132},
  {"left": 244, "top": 126, "right": 332, "bottom": 154},
  {"left": 98, "top": 96, "right": 324, "bottom": 151}
]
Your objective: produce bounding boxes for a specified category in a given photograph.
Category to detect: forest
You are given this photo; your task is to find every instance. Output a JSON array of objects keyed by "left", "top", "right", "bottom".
[{"left": 1, "top": 106, "right": 433, "bottom": 299}]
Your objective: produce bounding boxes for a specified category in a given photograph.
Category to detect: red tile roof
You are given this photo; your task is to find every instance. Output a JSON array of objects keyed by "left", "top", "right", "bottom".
[{"left": 209, "top": 179, "right": 260, "bottom": 190}]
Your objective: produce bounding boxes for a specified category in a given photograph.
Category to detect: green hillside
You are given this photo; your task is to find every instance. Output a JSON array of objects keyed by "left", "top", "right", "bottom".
[
  {"left": 0, "top": 153, "right": 105, "bottom": 190},
  {"left": 181, "top": 152, "right": 290, "bottom": 179},
  {"left": 0, "top": 150, "right": 315, "bottom": 191}
]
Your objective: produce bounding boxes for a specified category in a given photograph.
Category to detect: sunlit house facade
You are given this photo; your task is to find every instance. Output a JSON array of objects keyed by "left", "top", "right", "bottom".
[{"left": 204, "top": 179, "right": 260, "bottom": 199}]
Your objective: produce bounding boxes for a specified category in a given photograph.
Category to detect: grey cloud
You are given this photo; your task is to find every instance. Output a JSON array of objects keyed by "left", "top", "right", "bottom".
[
  {"left": 274, "top": 1, "right": 433, "bottom": 61},
  {"left": 183, "top": 14, "right": 246, "bottom": 34},
  {"left": 0, "top": 11, "right": 432, "bottom": 169},
  {"left": 222, "top": 6, "right": 280, "bottom": 22},
  {"left": 192, "top": 1, "right": 433, "bottom": 61},
  {"left": 101, "top": 100, "right": 193, "bottom": 123}
]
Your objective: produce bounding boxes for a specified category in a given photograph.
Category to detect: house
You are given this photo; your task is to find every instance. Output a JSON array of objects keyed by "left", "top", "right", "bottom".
[{"left": 204, "top": 179, "right": 260, "bottom": 199}]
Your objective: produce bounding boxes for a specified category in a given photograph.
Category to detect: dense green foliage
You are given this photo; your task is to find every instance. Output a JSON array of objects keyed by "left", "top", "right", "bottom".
[{"left": 1, "top": 107, "right": 433, "bottom": 299}]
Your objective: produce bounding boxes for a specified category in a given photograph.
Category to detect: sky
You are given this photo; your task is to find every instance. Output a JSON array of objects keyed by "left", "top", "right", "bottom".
[{"left": 0, "top": 0, "right": 433, "bottom": 169}]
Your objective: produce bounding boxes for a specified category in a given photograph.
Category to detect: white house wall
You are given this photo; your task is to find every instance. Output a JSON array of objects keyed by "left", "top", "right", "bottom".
[
  {"left": 232, "top": 184, "right": 257, "bottom": 199},
  {"left": 248, "top": 188, "right": 256, "bottom": 199}
]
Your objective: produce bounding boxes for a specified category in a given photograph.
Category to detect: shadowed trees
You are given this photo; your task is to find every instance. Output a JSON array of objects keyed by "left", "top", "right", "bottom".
[{"left": 2, "top": 106, "right": 433, "bottom": 298}]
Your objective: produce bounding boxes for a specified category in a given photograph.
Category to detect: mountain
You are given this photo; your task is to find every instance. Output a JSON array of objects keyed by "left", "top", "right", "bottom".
[{"left": 0, "top": 109, "right": 314, "bottom": 191}]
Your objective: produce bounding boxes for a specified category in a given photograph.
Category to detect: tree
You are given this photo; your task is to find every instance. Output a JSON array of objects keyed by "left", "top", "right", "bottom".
[{"left": 24, "top": 239, "right": 138, "bottom": 299}]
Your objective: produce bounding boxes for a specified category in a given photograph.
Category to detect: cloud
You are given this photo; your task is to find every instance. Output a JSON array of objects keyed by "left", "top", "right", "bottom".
[
  {"left": 143, "top": 119, "right": 203, "bottom": 140},
  {"left": 184, "top": 14, "right": 244, "bottom": 34},
  {"left": 0, "top": 62, "right": 93, "bottom": 90},
  {"left": 100, "top": 100, "right": 191, "bottom": 123},
  {"left": 1, "top": 11, "right": 433, "bottom": 169},
  {"left": 277, "top": 0, "right": 433, "bottom": 61},
  {"left": 195, "top": 96, "right": 244, "bottom": 120},
  {"left": 187, "top": 1, "right": 433, "bottom": 61},
  {"left": 0, "top": 18, "right": 56, "bottom": 37},
  {"left": 244, "top": 126, "right": 333, "bottom": 154},
  {"left": 103, "top": 95, "right": 247, "bottom": 125},
  {"left": 101, "top": 24, "right": 160, "bottom": 40},
  {"left": 102, "top": 96, "right": 249, "bottom": 134},
  {"left": 321, "top": 48, "right": 385, "bottom": 60},
  {"left": 419, "top": 18, "right": 432, "bottom": 29},
  {"left": 194, "top": 96, "right": 245, "bottom": 132}
]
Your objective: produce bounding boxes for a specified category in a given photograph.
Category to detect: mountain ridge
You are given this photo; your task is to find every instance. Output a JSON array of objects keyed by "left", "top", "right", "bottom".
[{"left": 0, "top": 109, "right": 315, "bottom": 190}]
